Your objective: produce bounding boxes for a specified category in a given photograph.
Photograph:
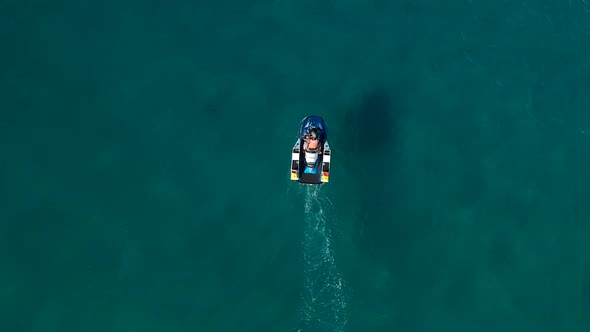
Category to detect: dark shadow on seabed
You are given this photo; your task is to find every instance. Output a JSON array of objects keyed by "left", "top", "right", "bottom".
[
  {"left": 340, "top": 84, "right": 408, "bottom": 264},
  {"left": 338, "top": 82, "right": 454, "bottom": 331}
]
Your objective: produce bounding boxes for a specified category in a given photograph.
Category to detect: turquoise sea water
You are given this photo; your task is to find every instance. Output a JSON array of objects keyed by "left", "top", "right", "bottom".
[{"left": 2, "top": 1, "right": 590, "bottom": 331}]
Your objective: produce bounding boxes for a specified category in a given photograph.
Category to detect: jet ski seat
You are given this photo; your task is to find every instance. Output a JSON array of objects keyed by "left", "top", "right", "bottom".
[{"left": 305, "top": 145, "right": 319, "bottom": 166}]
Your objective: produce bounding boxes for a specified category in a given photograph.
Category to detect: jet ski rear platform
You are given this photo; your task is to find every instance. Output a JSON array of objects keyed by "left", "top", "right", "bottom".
[{"left": 290, "top": 115, "right": 331, "bottom": 185}]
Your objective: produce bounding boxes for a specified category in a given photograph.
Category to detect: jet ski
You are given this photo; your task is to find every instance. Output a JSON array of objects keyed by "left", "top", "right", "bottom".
[{"left": 290, "top": 115, "right": 331, "bottom": 184}]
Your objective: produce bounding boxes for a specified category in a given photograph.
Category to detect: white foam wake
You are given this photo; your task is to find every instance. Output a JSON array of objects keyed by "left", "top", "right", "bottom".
[{"left": 297, "top": 185, "right": 348, "bottom": 332}]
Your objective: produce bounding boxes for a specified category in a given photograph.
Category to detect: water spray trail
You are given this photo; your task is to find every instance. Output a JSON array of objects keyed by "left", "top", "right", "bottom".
[{"left": 298, "top": 185, "right": 348, "bottom": 332}]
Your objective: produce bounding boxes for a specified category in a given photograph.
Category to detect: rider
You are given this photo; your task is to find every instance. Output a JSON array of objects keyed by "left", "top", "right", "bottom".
[{"left": 304, "top": 128, "right": 319, "bottom": 151}]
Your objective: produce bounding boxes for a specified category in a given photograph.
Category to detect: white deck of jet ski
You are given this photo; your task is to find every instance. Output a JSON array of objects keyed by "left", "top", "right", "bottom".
[{"left": 290, "top": 139, "right": 331, "bottom": 184}]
